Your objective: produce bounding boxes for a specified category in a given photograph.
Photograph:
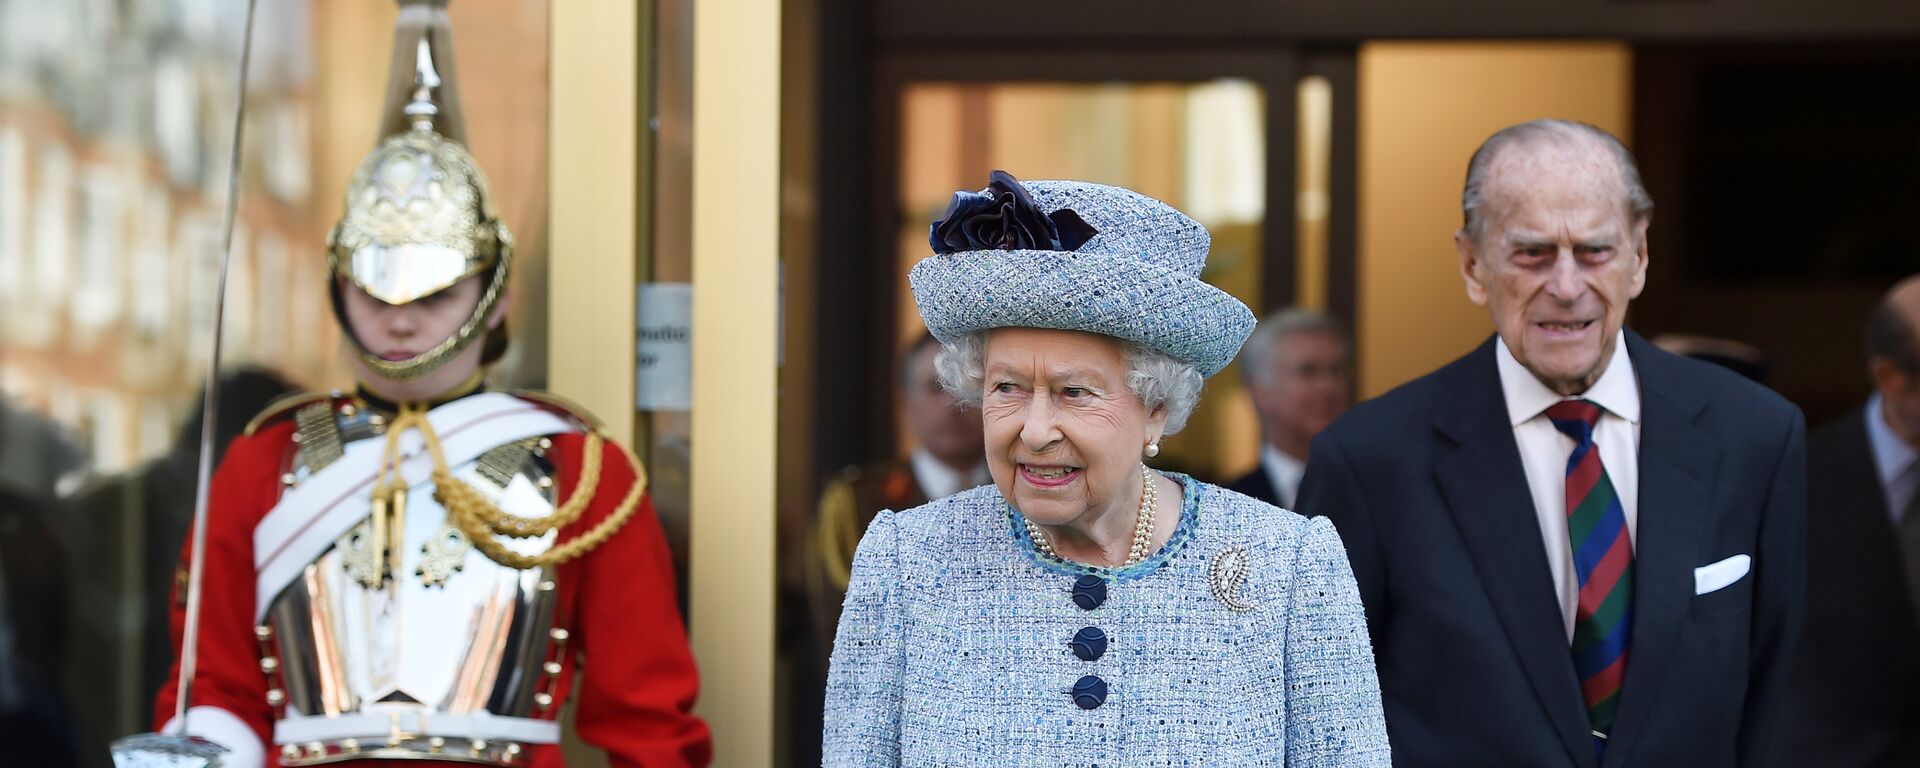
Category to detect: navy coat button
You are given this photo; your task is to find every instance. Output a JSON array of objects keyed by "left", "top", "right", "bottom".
[
  {"left": 1071, "top": 575, "right": 1107, "bottom": 610},
  {"left": 1072, "top": 675, "right": 1108, "bottom": 709},
  {"left": 1070, "top": 626, "right": 1108, "bottom": 661}
]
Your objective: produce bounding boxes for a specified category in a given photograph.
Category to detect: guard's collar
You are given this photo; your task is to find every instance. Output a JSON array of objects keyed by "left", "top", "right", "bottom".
[{"left": 355, "top": 370, "right": 486, "bottom": 415}]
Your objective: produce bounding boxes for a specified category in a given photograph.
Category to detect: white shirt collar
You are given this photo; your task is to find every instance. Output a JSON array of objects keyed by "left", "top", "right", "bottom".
[
  {"left": 1865, "top": 392, "right": 1919, "bottom": 493},
  {"left": 1260, "top": 443, "right": 1305, "bottom": 507},
  {"left": 1496, "top": 330, "right": 1641, "bottom": 426},
  {"left": 911, "top": 449, "right": 989, "bottom": 501}
]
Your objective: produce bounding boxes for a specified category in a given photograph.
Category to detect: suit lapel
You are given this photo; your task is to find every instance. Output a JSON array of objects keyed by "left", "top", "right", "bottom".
[
  {"left": 1433, "top": 338, "right": 1596, "bottom": 768},
  {"left": 1601, "top": 332, "right": 1719, "bottom": 767}
]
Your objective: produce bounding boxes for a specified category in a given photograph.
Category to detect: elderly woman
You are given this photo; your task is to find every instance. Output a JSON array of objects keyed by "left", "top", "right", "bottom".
[{"left": 823, "top": 172, "right": 1389, "bottom": 766}]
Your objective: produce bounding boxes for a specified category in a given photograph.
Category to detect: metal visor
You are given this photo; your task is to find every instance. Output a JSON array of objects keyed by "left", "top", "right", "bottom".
[{"left": 344, "top": 242, "right": 489, "bottom": 305}]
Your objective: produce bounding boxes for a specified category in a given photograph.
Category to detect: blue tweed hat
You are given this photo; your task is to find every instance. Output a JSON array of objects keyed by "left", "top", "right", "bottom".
[{"left": 909, "top": 171, "right": 1256, "bottom": 378}]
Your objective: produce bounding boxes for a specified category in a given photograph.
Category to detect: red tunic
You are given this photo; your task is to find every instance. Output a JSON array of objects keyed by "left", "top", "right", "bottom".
[{"left": 153, "top": 405, "right": 713, "bottom": 767}]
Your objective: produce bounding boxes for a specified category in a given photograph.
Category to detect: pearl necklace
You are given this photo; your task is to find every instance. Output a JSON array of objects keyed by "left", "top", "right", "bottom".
[{"left": 1024, "top": 464, "right": 1158, "bottom": 567}]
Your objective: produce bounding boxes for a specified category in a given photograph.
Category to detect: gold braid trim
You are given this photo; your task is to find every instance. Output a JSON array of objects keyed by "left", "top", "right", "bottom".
[
  {"left": 375, "top": 402, "right": 647, "bottom": 571},
  {"left": 433, "top": 432, "right": 648, "bottom": 570}
]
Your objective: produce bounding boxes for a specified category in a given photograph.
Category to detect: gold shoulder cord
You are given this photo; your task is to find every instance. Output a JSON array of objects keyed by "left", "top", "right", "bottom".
[
  {"left": 377, "top": 403, "right": 647, "bottom": 571},
  {"left": 814, "top": 479, "right": 861, "bottom": 592}
]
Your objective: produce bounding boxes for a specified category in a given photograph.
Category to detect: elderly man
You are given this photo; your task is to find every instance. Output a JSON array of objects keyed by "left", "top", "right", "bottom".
[
  {"left": 1229, "top": 308, "right": 1350, "bottom": 510},
  {"left": 1297, "top": 119, "right": 1805, "bottom": 767},
  {"left": 1770, "top": 276, "right": 1920, "bottom": 767}
]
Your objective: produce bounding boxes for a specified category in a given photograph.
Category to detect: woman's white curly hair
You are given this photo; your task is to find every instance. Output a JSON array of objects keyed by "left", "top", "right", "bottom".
[{"left": 933, "top": 331, "right": 1204, "bottom": 436}]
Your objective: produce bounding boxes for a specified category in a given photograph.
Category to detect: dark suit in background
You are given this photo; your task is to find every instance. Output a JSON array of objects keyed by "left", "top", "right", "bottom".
[
  {"left": 1768, "top": 407, "right": 1920, "bottom": 767},
  {"left": 1225, "top": 468, "right": 1284, "bottom": 509},
  {"left": 0, "top": 489, "right": 80, "bottom": 767},
  {"left": 1298, "top": 332, "right": 1805, "bottom": 767}
]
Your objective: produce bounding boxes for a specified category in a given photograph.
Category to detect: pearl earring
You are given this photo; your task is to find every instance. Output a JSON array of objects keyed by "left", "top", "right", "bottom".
[{"left": 1145, "top": 442, "right": 1160, "bottom": 458}]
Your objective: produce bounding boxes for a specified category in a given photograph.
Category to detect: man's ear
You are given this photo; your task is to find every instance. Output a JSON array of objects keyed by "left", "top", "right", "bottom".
[
  {"left": 1457, "top": 229, "right": 1489, "bottom": 307},
  {"left": 1628, "top": 218, "right": 1651, "bottom": 300},
  {"left": 1871, "top": 357, "right": 1906, "bottom": 398}
]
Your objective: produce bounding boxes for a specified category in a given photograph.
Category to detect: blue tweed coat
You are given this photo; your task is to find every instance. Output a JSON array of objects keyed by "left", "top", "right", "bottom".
[{"left": 823, "top": 474, "right": 1390, "bottom": 766}]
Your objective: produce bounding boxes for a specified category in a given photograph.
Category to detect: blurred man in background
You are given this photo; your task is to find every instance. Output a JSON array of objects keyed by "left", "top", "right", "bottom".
[
  {"left": 1772, "top": 275, "right": 1920, "bottom": 767},
  {"left": 1230, "top": 308, "right": 1351, "bottom": 510},
  {"left": 809, "top": 332, "right": 987, "bottom": 648}
]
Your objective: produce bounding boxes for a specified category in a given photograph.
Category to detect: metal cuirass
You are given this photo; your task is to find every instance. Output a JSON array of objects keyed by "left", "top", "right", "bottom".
[{"left": 262, "top": 399, "right": 571, "bottom": 765}]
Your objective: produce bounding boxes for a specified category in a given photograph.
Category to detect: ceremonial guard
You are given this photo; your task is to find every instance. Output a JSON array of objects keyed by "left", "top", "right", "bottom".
[{"left": 150, "top": 4, "right": 711, "bottom": 765}]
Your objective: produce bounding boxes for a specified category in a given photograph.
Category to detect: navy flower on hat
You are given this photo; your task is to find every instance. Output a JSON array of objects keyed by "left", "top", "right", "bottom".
[{"left": 930, "top": 170, "right": 1099, "bottom": 254}]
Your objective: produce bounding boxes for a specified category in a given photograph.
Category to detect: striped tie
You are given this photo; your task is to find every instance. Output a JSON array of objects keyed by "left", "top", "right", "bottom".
[{"left": 1545, "top": 399, "right": 1633, "bottom": 758}]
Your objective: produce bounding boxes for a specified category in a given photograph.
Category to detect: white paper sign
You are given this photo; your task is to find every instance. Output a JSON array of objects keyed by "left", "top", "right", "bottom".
[{"left": 636, "top": 282, "right": 693, "bottom": 412}]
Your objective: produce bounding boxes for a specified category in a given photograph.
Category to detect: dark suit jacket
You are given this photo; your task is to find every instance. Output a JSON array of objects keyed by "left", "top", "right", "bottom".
[
  {"left": 0, "top": 488, "right": 80, "bottom": 767},
  {"left": 1227, "top": 465, "right": 1286, "bottom": 509},
  {"left": 1768, "top": 407, "right": 1920, "bottom": 767},
  {"left": 1297, "top": 331, "right": 1806, "bottom": 768}
]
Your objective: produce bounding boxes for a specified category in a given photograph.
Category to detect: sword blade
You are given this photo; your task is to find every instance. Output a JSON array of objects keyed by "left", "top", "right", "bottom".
[{"left": 173, "top": 0, "right": 262, "bottom": 733}]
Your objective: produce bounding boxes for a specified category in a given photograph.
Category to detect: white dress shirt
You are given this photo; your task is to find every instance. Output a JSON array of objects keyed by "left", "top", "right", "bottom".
[
  {"left": 1865, "top": 392, "right": 1920, "bottom": 522},
  {"left": 1260, "top": 444, "right": 1306, "bottom": 510},
  {"left": 1497, "top": 332, "right": 1641, "bottom": 640},
  {"left": 911, "top": 449, "right": 990, "bottom": 501}
]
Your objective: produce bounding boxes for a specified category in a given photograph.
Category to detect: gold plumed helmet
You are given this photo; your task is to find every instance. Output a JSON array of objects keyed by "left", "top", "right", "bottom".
[{"left": 328, "top": 0, "right": 511, "bottom": 382}]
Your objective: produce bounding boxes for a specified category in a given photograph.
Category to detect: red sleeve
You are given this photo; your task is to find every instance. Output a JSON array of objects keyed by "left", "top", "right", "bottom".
[
  {"left": 152, "top": 426, "right": 288, "bottom": 750},
  {"left": 552, "top": 434, "right": 712, "bottom": 768}
]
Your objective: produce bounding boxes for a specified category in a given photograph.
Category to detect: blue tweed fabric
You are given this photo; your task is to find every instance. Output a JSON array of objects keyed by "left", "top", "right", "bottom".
[
  {"left": 909, "top": 180, "right": 1257, "bottom": 379},
  {"left": 823, "top": 474, "right": 1391, "bottom": 766}
]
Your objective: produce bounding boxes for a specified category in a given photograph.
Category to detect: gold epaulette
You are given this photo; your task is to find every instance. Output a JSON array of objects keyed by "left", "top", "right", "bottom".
[
  {"left": 245, "top": 391, "right": 351, "bottom": 436},
  {"left": 814, "top": 474, "right": 864, "bottom": 592},
  {"left": 509, "top": 390, "right": 606, "bottom": 432}
]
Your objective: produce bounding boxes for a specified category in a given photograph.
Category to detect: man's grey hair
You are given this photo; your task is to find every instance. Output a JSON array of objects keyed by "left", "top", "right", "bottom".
[
  {"left": 1238, "top": 308, "right": 1349, "bottom": 389},
  {"left": 933, "top": 331, "right": 1205, "bottom": 436},
  {"left": 1461, "top": 119, "right": 1654, "bottom": 241},
  {"left": 899, "top": 332, "right": 944, "bottom": 391}
]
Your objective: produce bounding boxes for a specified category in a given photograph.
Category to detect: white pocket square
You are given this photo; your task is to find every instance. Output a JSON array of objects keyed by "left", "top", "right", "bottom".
[{"left": 1694, "top": 554, "right": 1752, "bottom": 596}]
